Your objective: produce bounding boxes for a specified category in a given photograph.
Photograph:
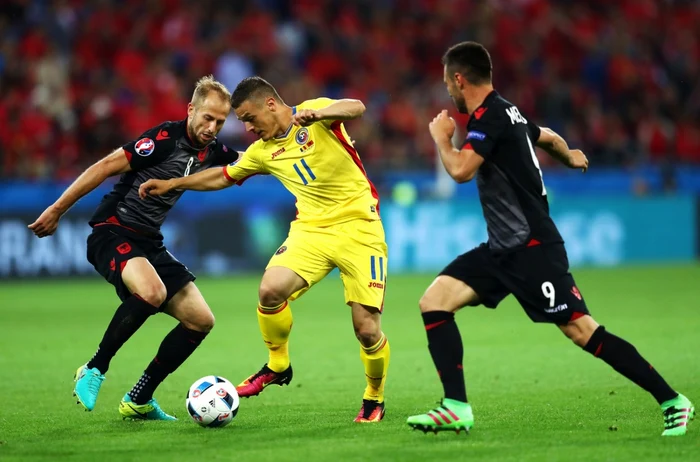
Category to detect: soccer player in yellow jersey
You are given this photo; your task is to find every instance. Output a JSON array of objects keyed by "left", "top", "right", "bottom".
[{"left": 139, "top": 76, "right": 390, "bottom": 422}]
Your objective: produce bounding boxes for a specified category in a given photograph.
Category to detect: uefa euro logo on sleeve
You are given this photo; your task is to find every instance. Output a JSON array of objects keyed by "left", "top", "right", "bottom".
[{"left": 135, "top": 138, "right": 155, "bottom": 156}]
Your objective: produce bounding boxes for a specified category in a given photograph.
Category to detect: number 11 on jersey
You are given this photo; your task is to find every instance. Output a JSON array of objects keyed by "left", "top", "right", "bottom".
[{"left": 293, "top": 159, "right": 316, "bottom": 185}]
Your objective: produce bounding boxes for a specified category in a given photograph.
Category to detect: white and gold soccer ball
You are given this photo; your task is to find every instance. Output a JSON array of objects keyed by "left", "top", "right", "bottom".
[{"left": 186, "top": 376, "right": 239, "bottom": 427}]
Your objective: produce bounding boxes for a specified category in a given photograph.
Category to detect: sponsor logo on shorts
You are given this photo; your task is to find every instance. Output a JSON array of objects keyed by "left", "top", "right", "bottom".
[
  {"left": 367, "top": 281, "right": 385, "bottom": 289},
  {"left": 295, "top": 127, "right": 309, "bottom": 145},
  {"left": 134, "top": 137, "right": 155, "bottom": 156},
  {"left": 571, "top": 286, "right": 582, "bottom": 300},
  {"left": 116, "top": 242, "right": 132, "bottom": 255},
  {"left": 109, "top": 258, "right": 116, "bottom": 272},
  {"left": 545, "top": 303, "right": 568, "bottom": 314},
  {"left": 275, "top": 245, "right": 287, "bottom": 255}
]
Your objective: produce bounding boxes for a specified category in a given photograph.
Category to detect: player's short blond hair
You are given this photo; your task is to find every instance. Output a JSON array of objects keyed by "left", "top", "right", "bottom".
[{"left": 191, "top": 75, "right": 231, "bottom": 108}]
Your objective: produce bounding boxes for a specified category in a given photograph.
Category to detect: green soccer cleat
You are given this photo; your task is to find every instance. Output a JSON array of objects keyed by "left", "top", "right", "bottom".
[
  {"left": 661, "top": 394, "right": 695, "bottom": 436},
  {"left": 119, "top": 394, "right": 177, "bottom": 421},
  {"left": 73, "top": 365, "right": 105, "bottom": 411},
  {"left": 407, "top": 399, "right": 474, "bottom": 434}
]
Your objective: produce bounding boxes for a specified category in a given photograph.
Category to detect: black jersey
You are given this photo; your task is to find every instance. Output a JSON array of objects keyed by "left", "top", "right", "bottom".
[
  {"left": 464, "top": 91, "right": 563, "bottom": 250},
  {"left": 90, "top": 119, "right": 239, "bottom": 237}
]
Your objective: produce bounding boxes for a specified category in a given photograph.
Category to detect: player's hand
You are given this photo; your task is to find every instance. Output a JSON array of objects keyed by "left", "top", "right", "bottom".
[
  {"left": 28, "top": 206, "right": 62, "bottom": 238},
  {"left": 568, "top": 149, "right": 589, "bottom": 173},
  {"left": 429, "top": 110, "right": 456, "bottom": 141},
  {"left": 292, "top": 109, "right": 323, "bottom": 127},
  {"left": 139, "top": 179, "right": 174, "bottom": 199}
]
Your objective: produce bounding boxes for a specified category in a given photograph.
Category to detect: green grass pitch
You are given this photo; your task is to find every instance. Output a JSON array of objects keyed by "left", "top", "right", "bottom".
[{"left": 1, "top": 265, "right": 698, "bottom": 461}]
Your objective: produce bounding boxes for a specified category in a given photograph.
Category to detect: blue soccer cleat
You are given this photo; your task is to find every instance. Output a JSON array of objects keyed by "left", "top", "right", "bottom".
[{"left": 73, "top": 365, "right": 105, "bottom": 411}]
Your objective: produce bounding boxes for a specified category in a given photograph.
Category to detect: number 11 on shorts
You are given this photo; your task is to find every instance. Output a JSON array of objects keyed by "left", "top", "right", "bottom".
[{"left": 370, "top": 256, "right": 385, "bottom": 282}]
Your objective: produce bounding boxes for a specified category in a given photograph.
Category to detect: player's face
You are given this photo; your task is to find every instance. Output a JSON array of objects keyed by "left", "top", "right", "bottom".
[
  {"left": 187, "top": 95, "right": 231, "bottom": 147},
  {"left": 234, "top": 98, "right": 280, "bottom": 142},
  {"left": 444, "top": 66, "right": 468, "bottom": 114}
]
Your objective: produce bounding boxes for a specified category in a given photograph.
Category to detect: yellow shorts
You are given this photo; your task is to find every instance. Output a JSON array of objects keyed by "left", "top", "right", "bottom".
[{"left": 266, "top": 219, "right": 388, "bottom": 310}]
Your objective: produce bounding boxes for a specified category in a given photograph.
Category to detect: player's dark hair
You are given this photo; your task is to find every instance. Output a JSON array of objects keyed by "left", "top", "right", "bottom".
[
  {"left": 231, "top": 76, "right": 283, "bottom": 108},
  {"left": 442, "top": 42, "right": 493, "bottom": 85}
]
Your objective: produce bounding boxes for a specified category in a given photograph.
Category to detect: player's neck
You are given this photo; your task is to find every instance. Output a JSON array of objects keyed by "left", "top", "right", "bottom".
[
  {"left": 273, "top": 106, "right": 295, "bottom": 138},
  {"left": 466, "top": 85, "right": 494, "bottom": 115}
]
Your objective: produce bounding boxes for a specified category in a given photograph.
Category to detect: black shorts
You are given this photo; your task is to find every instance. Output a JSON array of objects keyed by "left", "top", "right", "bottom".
[
  {"left": 440, "top": 243, "right": 589, "bottom": 324},
  {"left": 86, "top": 225, "right": 195, "bottom": 307}
]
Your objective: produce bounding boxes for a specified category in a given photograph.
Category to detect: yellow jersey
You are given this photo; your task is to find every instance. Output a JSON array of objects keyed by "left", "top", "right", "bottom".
[{"left": 223, "top": 98, "right": 380, "bottom": 227}]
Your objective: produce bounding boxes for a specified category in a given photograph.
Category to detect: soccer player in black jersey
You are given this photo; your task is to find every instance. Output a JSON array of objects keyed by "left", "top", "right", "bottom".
[
  {"left": 29, "top": 76, "right": 239, "bottom": 420},
  {"left": 407, "top": 42, "right": 694, "bottom": 436}
]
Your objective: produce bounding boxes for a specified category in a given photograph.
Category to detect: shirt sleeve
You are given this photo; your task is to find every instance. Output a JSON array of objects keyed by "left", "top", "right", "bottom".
[
  {"left": 526, "top": 118, "right": 541, "bottom": 143},
  {"left": 294, "top": 97, "right": 337, "bottom": 128},
  {"left": 210, "top": 140, "right": 241, "bottom": 166},
  {"left": 462, "top": 110, "right": 505, "bottom": 160},
  {"left": 222, "top": 145, "right": 264, "bottom": 185},
  {"left": 122, "top": 124, "right": 174, "bottom": 171}
]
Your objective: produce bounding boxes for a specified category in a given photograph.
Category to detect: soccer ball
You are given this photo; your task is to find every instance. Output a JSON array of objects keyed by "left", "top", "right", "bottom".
[{"left": 186, "top": 375, "right": 239, "bottom": 427}]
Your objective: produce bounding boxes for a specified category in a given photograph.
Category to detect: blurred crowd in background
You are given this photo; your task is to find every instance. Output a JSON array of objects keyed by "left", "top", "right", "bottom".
[{"left": 1, "top": 0, "right": 699, "bottom": 181}]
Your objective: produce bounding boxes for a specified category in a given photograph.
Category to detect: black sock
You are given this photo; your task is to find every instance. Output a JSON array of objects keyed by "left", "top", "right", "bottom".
[
  {"left": 583, "top": 326, "right": 677, "bottom": 404},
  {"left": 129, "top": 324, "right": 208, "bottom": 404},
  {"left": 86, "top": 294, "right": 159, "bottom": 374},
  {"left": 422, "top": 311, "right": 467, "bottom": 403}
]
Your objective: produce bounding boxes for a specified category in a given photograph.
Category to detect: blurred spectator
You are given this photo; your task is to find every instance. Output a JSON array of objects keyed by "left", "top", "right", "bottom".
[{"left": 1, "top": 0, "right": 699, "bottom": 182}]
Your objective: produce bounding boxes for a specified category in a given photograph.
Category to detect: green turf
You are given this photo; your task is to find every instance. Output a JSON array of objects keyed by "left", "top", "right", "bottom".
[{"left": 0, "top": 265, "right": 698, "bottom": 461}]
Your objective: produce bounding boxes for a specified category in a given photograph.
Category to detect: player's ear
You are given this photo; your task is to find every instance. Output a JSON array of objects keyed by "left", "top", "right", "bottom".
[
  {"left": 266, "top": 96, "right": 276, "bottom": 112},
  {"left": 187, "top": 102, "right": 195, "bottom": 118},
  {"left": 454, "top": 73, "right": 465, "bottom": 89}
]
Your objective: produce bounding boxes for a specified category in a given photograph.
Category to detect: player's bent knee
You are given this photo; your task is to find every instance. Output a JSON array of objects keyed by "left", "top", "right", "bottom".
[
  {"left": 559, "top": 315, "right": 599, "bottom": 347},
  {"left": 419, "top": 293, "right": 442, "bottom": 313},
  {"left": 354, "top": 322, "right": 382, "bottom": 347},
  {"left": 258, "top": 282, "right": 288, "bottom": 307},
  {"left": 136, "top": 282, "right": 167, "bottom": 307},
  {"left": 184, "top": 310, "right": 215, "bottom": 333}
]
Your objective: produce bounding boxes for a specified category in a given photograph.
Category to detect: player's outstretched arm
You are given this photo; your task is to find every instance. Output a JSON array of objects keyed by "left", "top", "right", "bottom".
[
  {"left": 429, "top": 110, "right": 484, "bottom": 183},
  {"left": 139, "top": 167, "right": 232, "bottom": 199},
  {"left": 536, "top": 127, "right": 588, "bottom": 172},
  {"left": 28, "top": 148, "right": 131, "bottom": 238},
  {"left": 292, "top": 99, "right": 366, "bottom": 126}
]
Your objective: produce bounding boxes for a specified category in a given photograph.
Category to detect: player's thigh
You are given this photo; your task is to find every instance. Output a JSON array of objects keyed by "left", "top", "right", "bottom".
[
  {"left": 264, "top": 226, "right": 335, "bottom": 302},
  {"left": 121, "top": 257, "right": 168, "bottom": 306},
  {"left": 149, "top": 247, "right": 196, "bottom": 304},
  {"left": 86, "top": 228, "right": 164, "bottom": 305},
  {"left": 427, "top": 244, "right": 509, "bottom": 312},
  {"left": 163, "top": 282, "right": 214, "bottom": 332},
  {"left": 507, "top": 244, "right": 590, "bottom": 325},
  {"left": 334, "top": 220, "right": 388, "bottom": 310}
]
